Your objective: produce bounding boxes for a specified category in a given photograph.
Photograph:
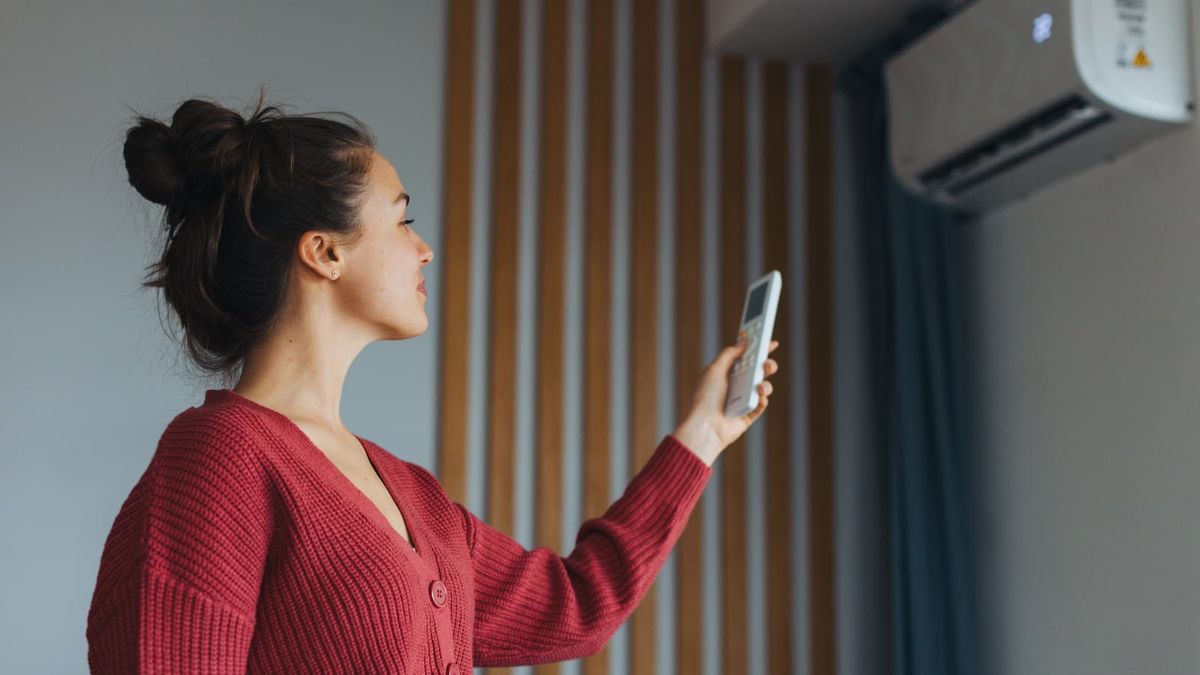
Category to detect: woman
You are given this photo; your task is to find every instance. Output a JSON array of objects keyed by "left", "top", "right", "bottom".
[{"left": 87, "top": 93, "right": 780, "bottom": 674}]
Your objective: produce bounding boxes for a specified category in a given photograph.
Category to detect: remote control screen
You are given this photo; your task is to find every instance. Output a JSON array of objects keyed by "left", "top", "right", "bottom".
[{"left": 744, "top": 283, "right": 767, "bottom": 321}]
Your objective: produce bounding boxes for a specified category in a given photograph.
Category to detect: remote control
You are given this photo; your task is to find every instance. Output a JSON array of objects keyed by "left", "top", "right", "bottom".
[{"left": 724, "top": 270, "right": 782, "bottom": 417}]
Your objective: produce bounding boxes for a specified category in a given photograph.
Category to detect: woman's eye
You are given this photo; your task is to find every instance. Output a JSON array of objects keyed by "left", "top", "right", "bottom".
[{"left": 401, "top": 219, "right": 415, "bottom": 229}]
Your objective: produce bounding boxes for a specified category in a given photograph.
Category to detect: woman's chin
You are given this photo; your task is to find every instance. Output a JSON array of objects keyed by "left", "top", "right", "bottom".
[{"left": 389, "top": 315, "right": 429, "bottom": 340}]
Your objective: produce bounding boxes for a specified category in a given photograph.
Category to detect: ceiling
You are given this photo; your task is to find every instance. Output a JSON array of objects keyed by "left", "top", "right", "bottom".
[{"left": 706, "top": 0, "right": 963, "bottom": 65}]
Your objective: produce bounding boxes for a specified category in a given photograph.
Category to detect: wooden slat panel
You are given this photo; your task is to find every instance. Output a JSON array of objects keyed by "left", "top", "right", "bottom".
[
  {"left": 628, "top": 0, "right": 660, "bottom": 672},
  {"left": 532, "top": 1, "right": 569, "bottom": 673},
  {"left": 719, "top": 57, "right": 748, "bottom": 675},
  {"left": 436, "top": 0, "right": 476, "bottom": 503},
  {"left": 582, "top": 2, "right": 615, "bottom": 674},
  {"left": 761, "top": 60, "right": 794, "bottom": 675},
  {"left": 673, "top": 0, "right": 705, "bottom": 673},
  {"left": 484, "top": 15, "right": 523, "bottom": 675},
  {"left": 483, "top": 5, "right": 524, "bottom": 672},
  {"left": 805, "top": 63, "right": 836, "bottom": 675}
]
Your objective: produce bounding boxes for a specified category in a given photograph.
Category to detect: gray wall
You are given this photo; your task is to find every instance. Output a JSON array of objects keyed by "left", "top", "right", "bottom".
[
  {"left": 0, "top": 1, "right": 826, "bottom": 674},
  {"left": 968, "top": 5, "right": 1200, "bottom": 673},
  {"left": 0, "top": 0, "right": 446, "bottom": 672}
]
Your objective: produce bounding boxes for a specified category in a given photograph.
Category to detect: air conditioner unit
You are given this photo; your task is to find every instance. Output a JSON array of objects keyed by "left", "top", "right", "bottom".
[{"left": 885, "top": 0, "right": 1194, "bottom": 214}]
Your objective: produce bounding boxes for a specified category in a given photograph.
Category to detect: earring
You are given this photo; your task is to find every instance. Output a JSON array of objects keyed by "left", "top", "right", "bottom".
[{"left": 331, "top": 269, "right": 340, "bottom": 279}]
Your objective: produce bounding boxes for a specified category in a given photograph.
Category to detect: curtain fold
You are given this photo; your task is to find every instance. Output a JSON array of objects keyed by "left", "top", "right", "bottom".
[{"left": 838, "top": 9, "right": 978, "bottom": 675}]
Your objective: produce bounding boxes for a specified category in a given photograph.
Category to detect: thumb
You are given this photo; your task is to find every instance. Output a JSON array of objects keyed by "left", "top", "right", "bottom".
[{"left": 715, "top": 334, "right": 749, "bottom": 370}]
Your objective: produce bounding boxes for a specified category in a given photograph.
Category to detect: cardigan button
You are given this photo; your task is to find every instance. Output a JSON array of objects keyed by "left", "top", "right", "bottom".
[
  {"left": 445, "top": 664, "right": 460, "bottom": 675},
  {"left": 430, "top": 580, "right": 448, "bottom": 608}
]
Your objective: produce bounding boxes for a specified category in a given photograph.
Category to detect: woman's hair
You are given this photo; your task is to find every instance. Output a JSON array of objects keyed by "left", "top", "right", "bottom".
[{"left": 123, "top": 88, "right": 377, "bottom": 384}]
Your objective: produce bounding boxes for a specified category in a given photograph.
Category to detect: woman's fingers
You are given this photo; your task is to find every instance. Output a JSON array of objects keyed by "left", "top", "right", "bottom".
[{"left": 746, "top": 383, "right": 770, "bottom": 421}]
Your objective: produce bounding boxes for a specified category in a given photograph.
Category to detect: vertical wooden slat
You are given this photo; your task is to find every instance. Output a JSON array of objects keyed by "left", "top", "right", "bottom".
[
  {"left": 582, "top": 2, "right": 615, "bottom": 674},
  {"left": 532, "top": 1, "right": 569, "bottom": 673},
  {"left": 806, "top": 63, "right": 836, "bottom": 675},
  {"left": 719, "top": 56, "right": 748, "bottom": 675},
  {"left": 673, "top": 0, "right": 705, "bottom": 674},
  {"left": 485, "top": 16, "right": 523, "bottom": 675},
  {"left": 437, "top": 0, "right": 476, "bottom": 503},
  {"left": 762, "top": 60, "right": 794, "bottom": 675},
  {"left": 628, "top": 0, "right": 660, "bottom": 672}
]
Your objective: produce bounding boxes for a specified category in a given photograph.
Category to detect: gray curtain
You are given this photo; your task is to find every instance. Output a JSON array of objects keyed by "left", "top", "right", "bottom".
[{"left": 838, "top": 9, "right": 978, "bottom": 675}]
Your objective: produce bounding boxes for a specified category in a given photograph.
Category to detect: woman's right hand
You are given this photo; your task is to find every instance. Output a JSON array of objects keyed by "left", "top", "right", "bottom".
[{"left": 672, "top": 337, "right": 781, "bottom": 466}]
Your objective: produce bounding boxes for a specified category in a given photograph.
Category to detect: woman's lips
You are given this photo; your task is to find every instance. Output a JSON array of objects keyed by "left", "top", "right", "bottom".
[{"left": 418, "top": 282, "right": 427, "bottom": 295}]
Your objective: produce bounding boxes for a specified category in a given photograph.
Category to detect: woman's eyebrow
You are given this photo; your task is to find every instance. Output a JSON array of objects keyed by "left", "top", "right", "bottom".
[{"left": 394, "top": 191, "right": 410, "bottom": 206}]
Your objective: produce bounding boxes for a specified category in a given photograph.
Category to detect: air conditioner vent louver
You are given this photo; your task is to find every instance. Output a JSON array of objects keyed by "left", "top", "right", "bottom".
[{"left": 918, "top": 95, "right": 1113, "bottom": 199}]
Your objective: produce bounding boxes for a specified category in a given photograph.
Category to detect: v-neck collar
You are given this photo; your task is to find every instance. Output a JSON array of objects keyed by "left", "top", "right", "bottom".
[{"left": 203, "top": 388, "right": 429, "bottom": 565}]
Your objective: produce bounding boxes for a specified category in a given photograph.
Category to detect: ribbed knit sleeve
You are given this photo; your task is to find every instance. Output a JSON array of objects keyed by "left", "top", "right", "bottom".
[
  {"left": 86, "top": 410, "right": 276, "bottom": 674},
  {"left": 460, "top": 434, "right": 712, "bottom": 667}
]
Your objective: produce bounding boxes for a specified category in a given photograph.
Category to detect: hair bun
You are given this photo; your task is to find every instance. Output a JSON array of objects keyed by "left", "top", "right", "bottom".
[{"left": 124, "top": 117, "right": 185, "bottom": 207}]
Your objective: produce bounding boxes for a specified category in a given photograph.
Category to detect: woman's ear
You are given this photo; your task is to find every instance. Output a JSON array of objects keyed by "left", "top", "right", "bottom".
[{"left": 296, "top": 231, "right": 341, "bottom": 278}]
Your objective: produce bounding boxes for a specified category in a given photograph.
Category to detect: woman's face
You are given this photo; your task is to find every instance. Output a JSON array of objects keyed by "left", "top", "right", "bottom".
[{"left": 334, "top": 150, "right": 434, "bottom": 341}]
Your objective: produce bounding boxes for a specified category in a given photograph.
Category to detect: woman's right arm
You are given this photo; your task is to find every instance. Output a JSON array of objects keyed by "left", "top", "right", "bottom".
[{"left": 86, "top": 413, "right": 275, "bottom": 674}]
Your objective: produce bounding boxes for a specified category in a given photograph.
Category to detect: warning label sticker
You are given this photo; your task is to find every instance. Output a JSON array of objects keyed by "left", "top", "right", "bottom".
[{"left": 1115, "top": 0, "right": 1151, "bottom": 69}]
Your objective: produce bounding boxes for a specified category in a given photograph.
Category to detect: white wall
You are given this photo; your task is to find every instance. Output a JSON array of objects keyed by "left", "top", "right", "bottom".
[{"left": 968, "top": 6, "right": 1200, "bottom": 674}]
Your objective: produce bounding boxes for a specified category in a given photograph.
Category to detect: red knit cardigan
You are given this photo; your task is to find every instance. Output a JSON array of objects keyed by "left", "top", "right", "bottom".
[{"left": 86, "top": 388, "right": 711, "bottom": 673}]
